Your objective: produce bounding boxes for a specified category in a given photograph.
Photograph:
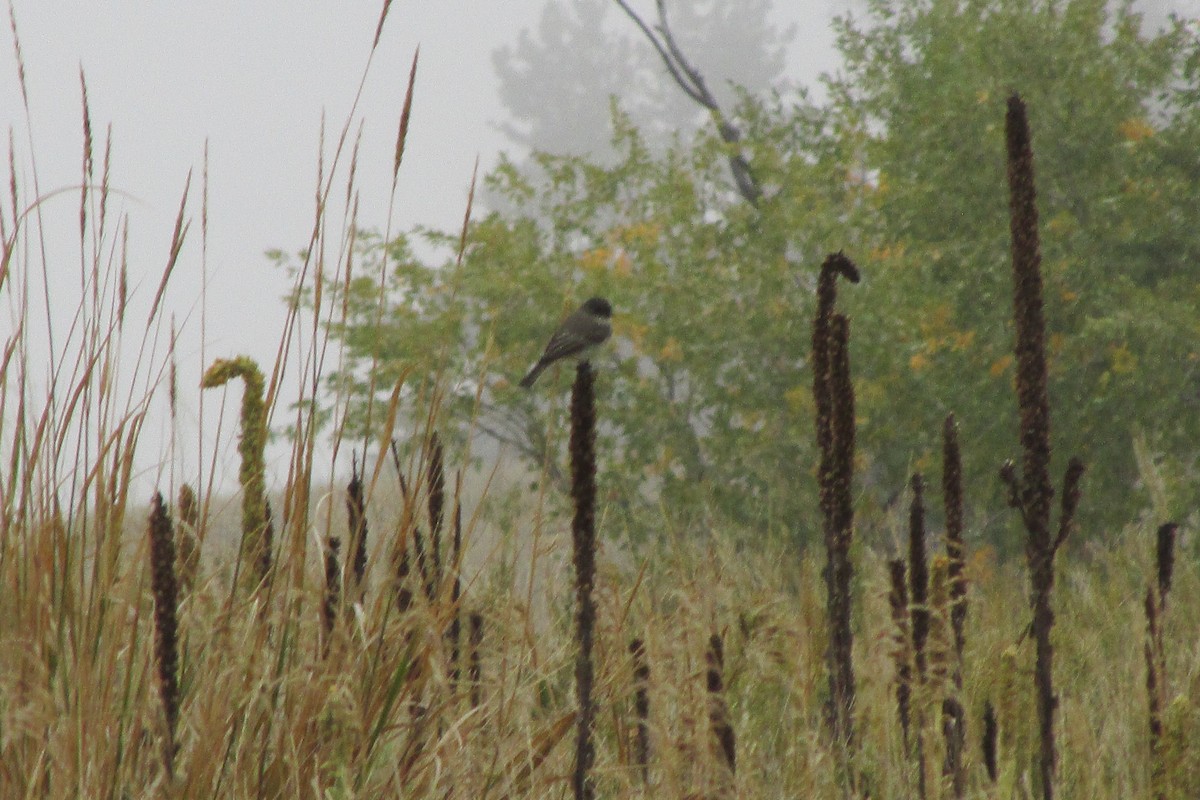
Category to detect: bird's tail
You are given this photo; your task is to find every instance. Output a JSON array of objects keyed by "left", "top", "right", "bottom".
[{"left": 519, "top": 361, "right": 546, "bottom": 389}]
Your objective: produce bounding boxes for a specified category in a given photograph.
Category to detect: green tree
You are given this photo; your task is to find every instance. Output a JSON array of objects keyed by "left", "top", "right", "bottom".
[
  {"left": 300, "top": 106, "right": 863, "bottom": 538},
  {"left": 286, "top": 0, "right": 1200, "bottom": 543},
  {"left": 831, "top": 0, "right": 1200, "bottom": 534}
]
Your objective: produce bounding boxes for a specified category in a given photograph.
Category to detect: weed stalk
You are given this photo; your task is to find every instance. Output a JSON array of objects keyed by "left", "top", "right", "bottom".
[
  {"left": 1000, "top": 94, "right": 1085, "bottom": 800},
  {"left": 569, "top": 362, "right": 599, "bottom": 800},
  {"left": 812, "top": 251, "right": 861, "bottom": 756}
]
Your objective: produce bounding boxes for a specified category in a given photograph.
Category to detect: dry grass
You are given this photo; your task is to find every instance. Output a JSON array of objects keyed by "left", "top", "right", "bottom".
[{"left": 2, "top": 7, "right": 1199, "bottom": 800}]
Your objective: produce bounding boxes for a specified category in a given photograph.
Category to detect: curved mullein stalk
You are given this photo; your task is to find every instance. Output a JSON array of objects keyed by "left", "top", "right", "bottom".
[
  {"left": 812, "top": 251, "right": 860, "bottom": 764},
  {"left": 202, "top": 356, "right": 269, "bottom": 588}
]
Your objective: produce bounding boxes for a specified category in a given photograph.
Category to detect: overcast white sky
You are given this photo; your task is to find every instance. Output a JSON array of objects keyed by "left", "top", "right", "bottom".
[
  {"left": 2, "top": 0, "right": 1193, "bottom": 498},
  {"left": 0, "top": 1, "right": 843, "bottom": 496}
]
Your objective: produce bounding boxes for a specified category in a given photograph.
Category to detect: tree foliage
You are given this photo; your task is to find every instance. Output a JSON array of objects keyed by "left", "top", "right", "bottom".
[
  {"left": 832, "top": 0, "right": 1200, "bottom": 533},
  {"left": 283, "top": 0, "right": 1200, "bottom": 543}
]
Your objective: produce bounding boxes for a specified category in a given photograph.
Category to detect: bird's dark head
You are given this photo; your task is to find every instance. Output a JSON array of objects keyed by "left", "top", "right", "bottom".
[{"left": 582, "top": 297, "right": 612, "bottom": 318}]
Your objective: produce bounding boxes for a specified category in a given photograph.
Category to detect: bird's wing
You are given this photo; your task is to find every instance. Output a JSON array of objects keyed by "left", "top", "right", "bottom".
[
  {"left": 537, "top": 328, "right": 591, "bottom": 363},
  {"left": 537, "top": 307, "right": 605, "bottom": 362}
]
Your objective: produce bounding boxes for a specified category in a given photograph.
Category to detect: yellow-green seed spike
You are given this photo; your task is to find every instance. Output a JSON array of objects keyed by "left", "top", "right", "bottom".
[{"left": 202, "top": 356, "right": 269, "bottom": 585}]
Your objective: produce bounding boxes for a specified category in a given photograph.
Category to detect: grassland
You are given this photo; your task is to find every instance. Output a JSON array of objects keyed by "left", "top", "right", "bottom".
[{"left": 1, "top": 6, "right": 1198, "bottom": 799}]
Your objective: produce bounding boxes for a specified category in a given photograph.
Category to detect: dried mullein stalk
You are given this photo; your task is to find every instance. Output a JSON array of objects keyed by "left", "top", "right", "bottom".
[
  {"left": 569, "top": 362, "right": 599, "bottom": 800},
  {"left": 812, "top": 251, "right": 861, "bottom": 754},
  {"left": 942, "top": 414, "right": 968, "bottom": 674},
  {"left": 322, "top": 536, "right": 341, "bottom": 657},
  {"left": 1146, "top": 523, "right": 1179, "bottom": 800},
  {"left": 908, "top": 474, "right": 930, "bottom": 684},
  {"left": 427, "top": 431, "right": 446, "bottom": 597},
  {"left": 1155, "top": 522, "right": 1177, "bottom": 605},
  {"left": 706, "top": 633, "right": 736, "bottom": 795},
  {"left": 148, "top": 492, "right": 180, "bottom": 775},
  {"left": 1002, "top": 94, "right": 1085, "bottom": 800},
  {"left": 982, "top": 700, "right": 999, "bottom": 784},
  {"left": 887, "top": 559, "right": 913, "bottom": 752},
  {"left": 629, "top": 638, "right": 651, "bottom": 785},
  {"left": 346, "top": 453, "right": 368, "bottom": 594}
]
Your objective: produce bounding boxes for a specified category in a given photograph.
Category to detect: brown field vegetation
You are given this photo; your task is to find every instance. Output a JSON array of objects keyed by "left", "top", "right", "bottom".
[{"left": 2, "top": 6, "right": 1198, "bottom": 799}]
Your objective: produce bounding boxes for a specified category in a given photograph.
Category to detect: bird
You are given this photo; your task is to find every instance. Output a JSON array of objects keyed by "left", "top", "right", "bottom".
[{"left": 519, "top": 297, "right": 612, "bottom": 388}]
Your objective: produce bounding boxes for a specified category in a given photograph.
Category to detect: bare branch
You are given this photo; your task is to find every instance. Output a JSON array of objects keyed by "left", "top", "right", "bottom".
[
  {"left": 613, "top": 0, "right": 707, "bottom": 107},
  {"left": 613, "top": 0, "right": 761, "bottom": 205},
  {"left": 653, "top": 0, "right": 717, "bottom": 110}
]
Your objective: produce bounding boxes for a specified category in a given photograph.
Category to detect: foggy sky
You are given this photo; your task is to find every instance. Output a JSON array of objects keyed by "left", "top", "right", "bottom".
[{"left": 0, "top": 0, "right": 1193, "bottom": 498}]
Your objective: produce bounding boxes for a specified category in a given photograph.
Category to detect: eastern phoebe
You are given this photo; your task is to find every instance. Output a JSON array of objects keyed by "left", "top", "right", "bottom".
[{"left": 519, "top": 297, "right": 613, "bottom": 388}]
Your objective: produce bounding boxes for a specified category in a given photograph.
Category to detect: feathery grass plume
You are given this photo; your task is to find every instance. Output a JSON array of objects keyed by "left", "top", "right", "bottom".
[
  {"left": 99, "top": 121, "right": 111, "bottom": 233},
  {"left": 1001, "top": 94, "right": 1086, "bottom": 800},
  {"left": 78, "top": 67, "right": 91, "bottom": 242},
  {"left": 322, "top": 536, "right": 341, "bottom": 657},
  {"left": 148, "top": 492, "right": 180, "bottom": 776},
  {"left": 372, "top": 0, "right": 394, "bottom": 50},
  {"left": 346, "top": 451, "right": 368, "bottom": 594},
  {"left": 569, "top": 362, "right": 599, "bottom": 800},
  {"left": 982, "top": 701, "right": 999, "bottom": 784},
  {"left": 706, "top": 633, "right": 736, "bottom": 795},
  {"left": 427, "top": 431, "right": 445, "bottom": 598},
  {"left": 201, "top": 356, "right": 270, "bottom": 588},
  {"left": 117, "top": 226, "right": 128, "bottom": 328},
  {"left": 169, "top": 317, "right": 178, "bottom": 429},
  {"left": 392, "top": 48, "right": 418, "bottom": 182},
  {"left": 629, "top": 637, "right": 651, "bottom": 785},
  {"left": 468, "top": 611, "right": 484, "bottom": 709},
  {"left": 812, "top": 252, "right": 860, "bottom": 756},
  {"left": 147, "top": 170, "right": 191, "bottom": 327},
  {"left": 887, "top": 558, "right": 913, "bottom": 752},
  {"left": 175, "top": 483, "right": 201, "bottom": 598}
]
